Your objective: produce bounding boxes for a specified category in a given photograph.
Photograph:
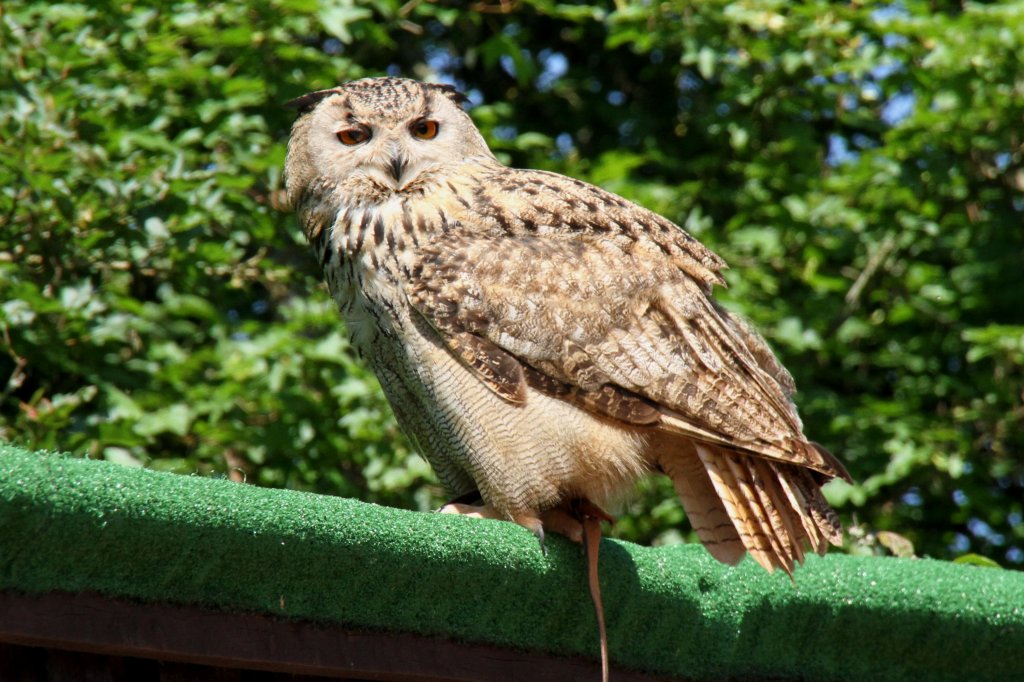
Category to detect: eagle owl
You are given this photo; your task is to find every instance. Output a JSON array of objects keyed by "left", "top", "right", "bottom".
[{"left": 284, "top": 77, "right": 850, "bottom": 575}]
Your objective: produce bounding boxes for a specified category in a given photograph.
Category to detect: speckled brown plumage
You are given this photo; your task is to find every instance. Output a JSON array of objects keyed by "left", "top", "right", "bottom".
[{"left": 284, "top": 77, "right": 850, "bottom": 577}]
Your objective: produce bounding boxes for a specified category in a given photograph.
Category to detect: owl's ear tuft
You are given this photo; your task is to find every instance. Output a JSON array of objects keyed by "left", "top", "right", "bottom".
[
  {"left": 427, "top": 83, "right": 469, "bottom": 107},
  {"left": 286, "top": 89, "right": 343, "bottom": 114}
]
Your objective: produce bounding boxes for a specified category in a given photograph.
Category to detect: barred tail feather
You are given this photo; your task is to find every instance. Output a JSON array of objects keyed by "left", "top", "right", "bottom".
[
  {"left": 658, "top": 439, "right": 844, "bottom": 573},
  {"left": 653, "top": 438, "right": 746, "bottom": 565}
]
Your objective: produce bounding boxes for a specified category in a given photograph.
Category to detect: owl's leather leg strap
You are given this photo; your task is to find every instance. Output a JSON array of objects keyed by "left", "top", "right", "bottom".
[
  {"left": 583, "top": 515, "right": 608, "bottom": 682},
  {"left": 575, "top": 499, "right": 611, "bottom": 682}
]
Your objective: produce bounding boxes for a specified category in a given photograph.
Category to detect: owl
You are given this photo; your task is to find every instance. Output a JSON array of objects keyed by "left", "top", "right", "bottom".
[{"left": 284, "top": 77, "right": 850, "bottom": 577}]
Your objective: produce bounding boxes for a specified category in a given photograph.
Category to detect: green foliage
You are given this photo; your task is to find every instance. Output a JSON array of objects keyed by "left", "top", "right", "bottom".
[{"left": 2, "top": 0, "right": 1022, "bottom": 566}]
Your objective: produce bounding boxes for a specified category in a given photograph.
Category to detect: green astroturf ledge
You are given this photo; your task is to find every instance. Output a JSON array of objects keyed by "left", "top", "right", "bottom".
[{"left": 1, "top": 445, "right": 1022, "bottom": 682}]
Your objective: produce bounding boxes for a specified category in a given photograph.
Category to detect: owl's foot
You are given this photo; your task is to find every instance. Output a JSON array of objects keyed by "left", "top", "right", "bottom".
[
  {"left": 525, "top": 501, "right": 614, "bottom": 554},
  {"left": 435, "top": 499, "right": 605, "bottom": 550},
  {"left": 438, "top": 501, "right": 549, "bottom": 550},
  {"left": 537, "top": 500, "right": 614, "bottom": 544},
  {"left": 437, "top": 498, "right": 613, "bottom": 556}
]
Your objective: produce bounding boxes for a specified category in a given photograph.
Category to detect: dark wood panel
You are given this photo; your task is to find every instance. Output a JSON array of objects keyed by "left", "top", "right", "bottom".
[{"left": 0, "top": 591, "right": 677, "bottom": 682}]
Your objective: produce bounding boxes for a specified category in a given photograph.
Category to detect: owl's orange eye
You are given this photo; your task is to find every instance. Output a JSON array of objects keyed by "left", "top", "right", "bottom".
[
  {"left": 411, "top": 119, "right": 439, "bottom": 140},
  {"left": 337, "top": 127, "right": 371, "bottom": 145}
]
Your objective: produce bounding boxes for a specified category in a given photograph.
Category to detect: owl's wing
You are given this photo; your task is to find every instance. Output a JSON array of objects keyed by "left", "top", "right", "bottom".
[{"left": 407, "top": 169, "right": 848, "bottom": 481}]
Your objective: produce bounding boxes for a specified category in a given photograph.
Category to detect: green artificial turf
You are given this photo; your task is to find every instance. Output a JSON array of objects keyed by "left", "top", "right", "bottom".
[{"left": 1, "top": 444, "right": 1022, "bottom": 681}]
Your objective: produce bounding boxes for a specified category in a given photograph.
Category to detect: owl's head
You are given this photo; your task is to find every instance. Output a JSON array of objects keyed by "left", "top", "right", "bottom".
[{"left": 285, "top": 77, "right": 493, "bottom": 208}]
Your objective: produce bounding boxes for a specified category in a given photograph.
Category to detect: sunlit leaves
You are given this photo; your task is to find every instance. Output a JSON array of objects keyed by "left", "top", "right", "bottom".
[{"left": 1, "top": 0, "right": 1022, "bottom": 566}]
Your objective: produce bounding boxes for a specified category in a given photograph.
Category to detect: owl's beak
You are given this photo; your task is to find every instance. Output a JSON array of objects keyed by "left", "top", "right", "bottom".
[{"left": 387, "top": 153, "right": 408, "bottom": 184}]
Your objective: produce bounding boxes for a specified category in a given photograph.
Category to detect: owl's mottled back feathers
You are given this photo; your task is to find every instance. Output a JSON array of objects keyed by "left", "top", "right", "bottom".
[{"left": 285, "top": 77, "right": 849, "bottom": 576}]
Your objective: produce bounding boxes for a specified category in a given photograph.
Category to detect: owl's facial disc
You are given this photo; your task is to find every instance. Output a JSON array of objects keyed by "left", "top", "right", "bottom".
[{"left": 291, "top": 78, "right": 495, "bottom": 204}]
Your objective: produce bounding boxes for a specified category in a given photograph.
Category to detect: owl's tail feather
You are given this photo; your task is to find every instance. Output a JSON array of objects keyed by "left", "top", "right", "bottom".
[{"left": 656, "top": 439, "right": 843, "bottom": 574}]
